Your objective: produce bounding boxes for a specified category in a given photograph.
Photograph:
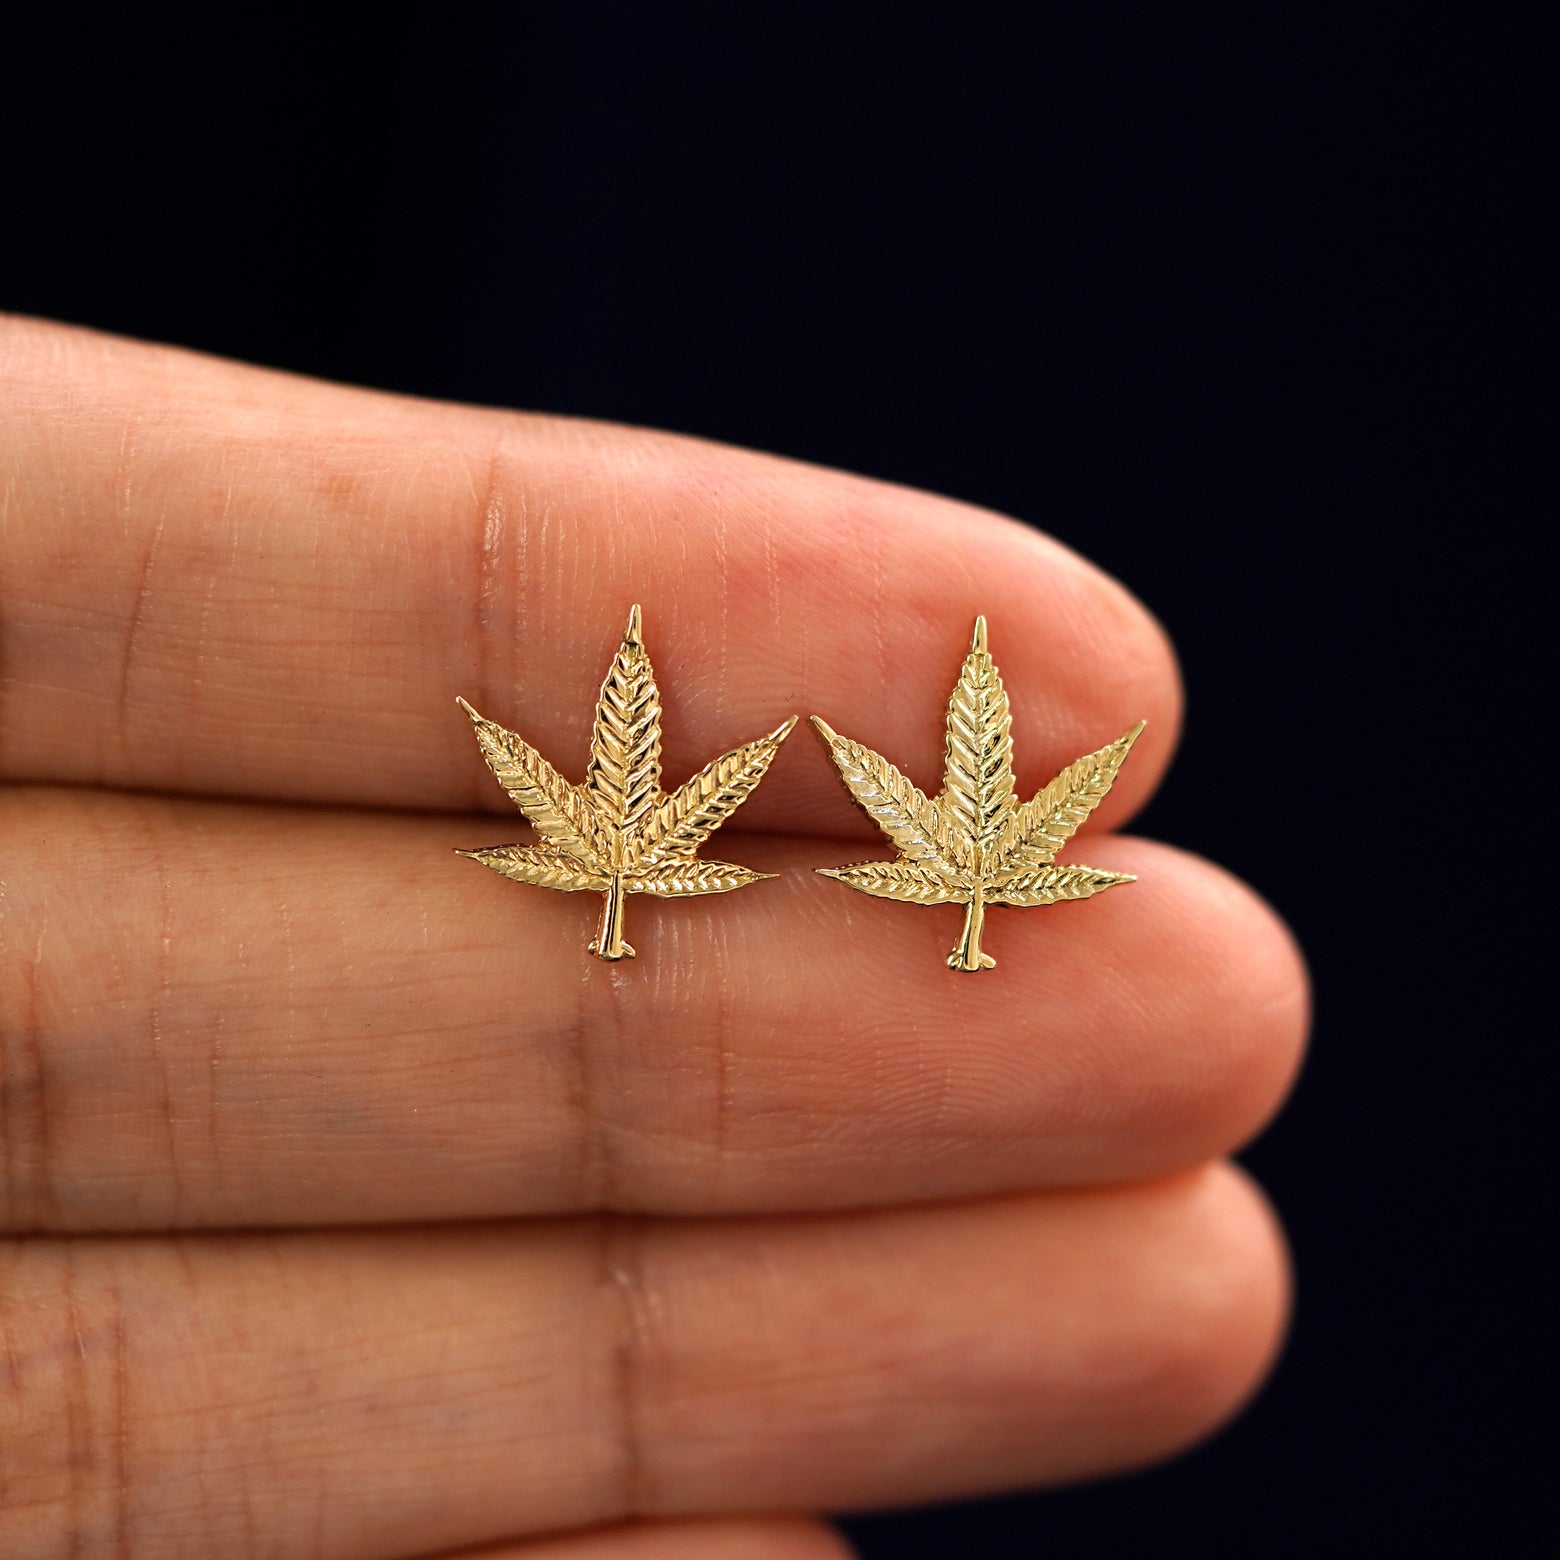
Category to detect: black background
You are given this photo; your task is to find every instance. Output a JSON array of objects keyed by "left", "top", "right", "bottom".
[{"left": 2, "top": 4, "right": 1544, "bottom": 1554}]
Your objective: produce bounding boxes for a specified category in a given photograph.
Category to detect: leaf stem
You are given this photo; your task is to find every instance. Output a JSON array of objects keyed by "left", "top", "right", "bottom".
[
  {"left": 949, "top": 881, "right": 996, "bottom": 971},
  {"left": 592, "top": 873, "right": 635, "bottom": 961}
]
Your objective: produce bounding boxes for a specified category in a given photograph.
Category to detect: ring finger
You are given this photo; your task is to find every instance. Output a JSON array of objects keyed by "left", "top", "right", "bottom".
[{"left": 0, "top": 1167, "right": 1287, "bottom": 1559}]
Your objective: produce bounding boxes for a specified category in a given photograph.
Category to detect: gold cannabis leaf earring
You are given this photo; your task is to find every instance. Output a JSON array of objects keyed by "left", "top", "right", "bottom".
[
  {"left": 457, "top": 604, "right": 795, "bottom": 962},
  {"left": 812, "top": 616, "right": 1144, "bottom": 972}
]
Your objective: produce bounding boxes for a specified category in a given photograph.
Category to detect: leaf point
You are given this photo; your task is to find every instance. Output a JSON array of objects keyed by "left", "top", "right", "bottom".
[
  {"left": 770, "top": 715, "right": 800, "bottom": 742},
  {"left": 970, "top": 614, "right": 988, "bottom": 652},
  {"left": 456, "top": 695, "right": 481, "bottom": 721},
  {"left": 808, "top": 715, "right": 838, "bottom": 744},
  {"left": 625, "top": 603, "right": 644, "bottom": 645}
]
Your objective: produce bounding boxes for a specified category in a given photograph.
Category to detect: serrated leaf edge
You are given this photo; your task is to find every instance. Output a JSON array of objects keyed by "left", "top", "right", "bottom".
[
  {"left": 937, "top": 622, "right": 1017, "bottom": 861},
  {"left": 993, "top": 720, "right": 1145, "bottom": 870},
  {"left": 817, "top": 860, "right": 968, "bottom": 905},
  {"left": 629, "top": 861, "right": 777, "bottom": 898},
  {"left": 985, "top": 861, "right": 1136, "bottom": 907},
  {"left": 586, "top": 610, "right": 663, "bottom": 843},
  {"left": 455, "top": 843, "right": 609, "bottom": 892},
  {"left": 457, "top": 698, "right": 603, "bottom": 864},
  {"left": 810, "top": 717, "right": 960, "bottom": 874},
  {"left": 635, "top": 717, "right": 797, "bottom": 869}
]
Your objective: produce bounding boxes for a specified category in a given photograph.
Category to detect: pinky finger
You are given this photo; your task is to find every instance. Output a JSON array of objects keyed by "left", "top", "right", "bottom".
[{"left": 433, "top": 1516, "right": 854, "bottom": 1559}]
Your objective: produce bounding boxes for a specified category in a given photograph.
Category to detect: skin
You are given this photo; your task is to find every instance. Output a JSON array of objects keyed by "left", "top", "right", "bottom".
[{"left": 0, "top": 317, "right": 1309, "bottom": 1559}]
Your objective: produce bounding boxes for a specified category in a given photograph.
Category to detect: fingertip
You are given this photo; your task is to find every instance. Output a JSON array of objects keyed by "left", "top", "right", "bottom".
[
  {"left": 1003, "top": 1165, "right": 1292, "bottom": 1481},
  {"left": 1137, "top": 1163, "right": 1293, "bottom": 1462}
]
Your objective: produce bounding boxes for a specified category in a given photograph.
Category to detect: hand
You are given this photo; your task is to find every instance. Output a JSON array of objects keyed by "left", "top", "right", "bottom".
[{"left": 0, "top": 318, "right": 1307, "bottom": 1560}]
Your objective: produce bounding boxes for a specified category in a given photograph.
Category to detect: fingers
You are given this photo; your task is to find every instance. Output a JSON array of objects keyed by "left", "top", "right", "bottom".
[
  {"left": 434, "top": 1518, "right": 853, "bottom": 1560},
  {"left": 0, "top": 1168, "right": 1287, "bottom": 1559},
  {"left": 0, "top": 316, "right": 1179, "bottom": 833},
  {"left": 0, "top": 789, "right": 1307, "bottom": 1230}
]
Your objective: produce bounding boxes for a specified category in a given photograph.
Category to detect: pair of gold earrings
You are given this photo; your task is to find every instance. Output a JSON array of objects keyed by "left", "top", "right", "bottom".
[{"left": 456, "top": 606, "right": 1143, "bottom": 973}]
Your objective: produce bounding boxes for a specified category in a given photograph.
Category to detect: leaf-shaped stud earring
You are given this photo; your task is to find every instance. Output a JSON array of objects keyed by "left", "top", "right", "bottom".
[
  {"left": 812, "top": 616, "right": 1144, "bottom": 972},
  {"left": 457, "top": 604, "right": 795, "bottom": 962}
]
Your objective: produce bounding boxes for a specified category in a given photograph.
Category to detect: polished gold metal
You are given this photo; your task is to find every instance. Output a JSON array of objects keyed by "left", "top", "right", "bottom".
[
  {"left": 812, "top": 616, "right": 1143, "bottom": 972},
  {"left": 457, "top": 604, "right": 795, "bottom": 961}
]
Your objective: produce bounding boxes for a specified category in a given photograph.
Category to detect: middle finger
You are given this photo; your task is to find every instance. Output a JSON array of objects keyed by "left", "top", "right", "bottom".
[{"left": 0, "top": 788, "right": 1305, "bottom": 1232}]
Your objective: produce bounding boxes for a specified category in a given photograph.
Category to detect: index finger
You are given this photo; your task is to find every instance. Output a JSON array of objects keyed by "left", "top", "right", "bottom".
[{"left": 0, "top": 317, "right": 1180, "bottom": 832}]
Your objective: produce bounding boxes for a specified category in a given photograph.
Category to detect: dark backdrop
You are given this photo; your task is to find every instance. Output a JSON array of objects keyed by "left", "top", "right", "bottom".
[{"left": 3, "top": 5, "right": 1543, "bottom": 1554}]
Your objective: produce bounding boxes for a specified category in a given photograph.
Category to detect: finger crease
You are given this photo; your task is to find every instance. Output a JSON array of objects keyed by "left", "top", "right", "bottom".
[
  {"left": 110, "top": 1288, "right": 130, "bottom": 1560},
  {"left": 598, "top": 1213, "right": 653, "bottom": 1518},
  {"left": 470, "top": 427, "right": 510, "bottom": 731},
  {"left": 2, "top": 920, "right": 55, "bottom": 1228}
]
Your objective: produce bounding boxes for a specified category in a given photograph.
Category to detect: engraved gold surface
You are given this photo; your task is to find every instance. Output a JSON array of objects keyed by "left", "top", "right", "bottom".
[
  {"left": 458, "top": 605, "right": 795, "bottom": 961},
  {"left": 813, "top": 616, "right": 1143, "bottom": 972}
]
